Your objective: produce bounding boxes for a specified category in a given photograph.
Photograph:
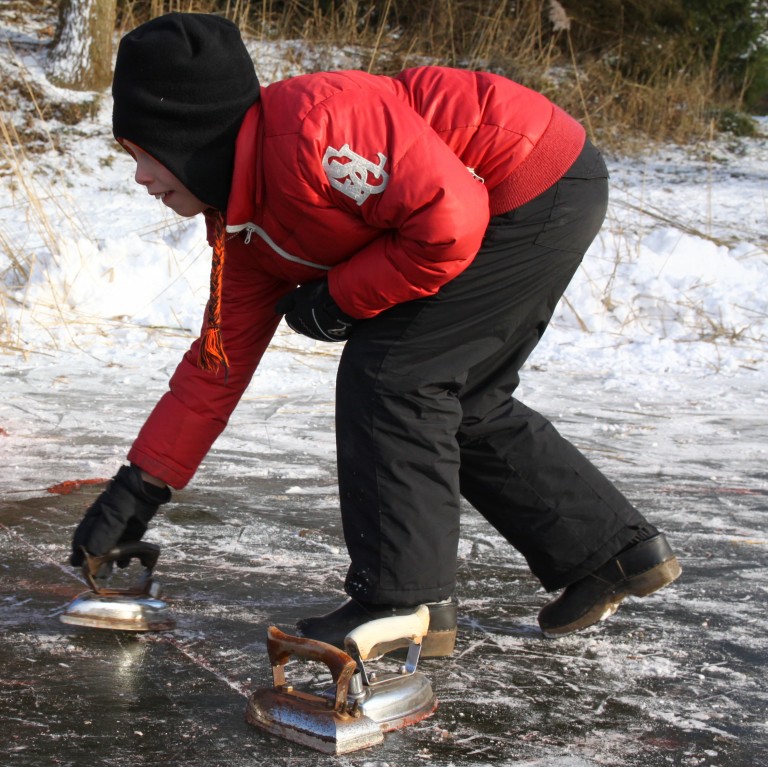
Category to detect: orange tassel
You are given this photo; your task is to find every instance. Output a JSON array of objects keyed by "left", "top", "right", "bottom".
[
  {"left": 47, "top": 478, "right": 110, "bottom": 495},
  {"left": 198, "top": 211, "right": 230, "bottom": 374},
  {"left": 199, "top": 325, "right": 228, "bottom": 373}
]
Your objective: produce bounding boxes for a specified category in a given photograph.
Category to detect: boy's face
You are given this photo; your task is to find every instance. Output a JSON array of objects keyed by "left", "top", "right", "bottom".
[{"left": 120, "top": 140, "right": 209, "bottom": 217}]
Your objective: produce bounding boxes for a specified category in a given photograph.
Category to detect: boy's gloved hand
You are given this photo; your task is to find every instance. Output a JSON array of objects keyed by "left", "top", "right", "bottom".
[
  {"left": 70, "top": 464, "right": 171, "bottom": 567},
  {"left": 275, "top": 280, "right": 356, "bottom": 342}
]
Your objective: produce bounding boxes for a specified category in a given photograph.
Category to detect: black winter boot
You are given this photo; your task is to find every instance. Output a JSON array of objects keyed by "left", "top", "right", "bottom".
[
  {"left": 538, "top": 534, "right": 682, "bottom": 637},
  {"left": 296, "top": 597, "right": 458, "bottom": 657}
]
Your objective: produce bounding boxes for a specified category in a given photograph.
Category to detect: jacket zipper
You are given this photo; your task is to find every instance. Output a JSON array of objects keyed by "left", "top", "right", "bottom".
[{"left": 229, "top": 223, "right": 331, "bottom": 272}]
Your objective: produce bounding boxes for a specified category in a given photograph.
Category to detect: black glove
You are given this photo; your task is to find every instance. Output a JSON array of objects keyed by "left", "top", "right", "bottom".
[
  {"left": 70, "top": 464, "right": 171, "bottom": 567},
  {"left": 275, "top": 280, "right": 356, "bottom": 342}
]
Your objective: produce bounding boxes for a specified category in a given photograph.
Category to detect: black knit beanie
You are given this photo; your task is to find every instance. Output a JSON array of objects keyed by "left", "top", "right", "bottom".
[{"left": 112, "top": 13, "right": 260, "bottom": 211}]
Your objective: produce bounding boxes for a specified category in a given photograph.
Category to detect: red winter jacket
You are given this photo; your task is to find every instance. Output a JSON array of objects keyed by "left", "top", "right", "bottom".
[{"left": 127, "top": 66, "right": 586, "bottom": 488}]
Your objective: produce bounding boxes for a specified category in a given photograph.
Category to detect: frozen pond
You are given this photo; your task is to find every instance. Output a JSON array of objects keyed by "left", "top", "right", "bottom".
[{"left": 2, "top": 353, "right": 766, "bottom": 767}]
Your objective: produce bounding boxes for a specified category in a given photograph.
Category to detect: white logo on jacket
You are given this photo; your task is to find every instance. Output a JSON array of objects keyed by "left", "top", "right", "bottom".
[{"left": 322, "top": 144, "right": 389, "bottom": 205}]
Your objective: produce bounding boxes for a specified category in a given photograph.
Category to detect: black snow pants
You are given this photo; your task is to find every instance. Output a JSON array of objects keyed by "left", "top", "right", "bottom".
[{"left": 335, "top": 141, "right": 651, "bottom": 606}]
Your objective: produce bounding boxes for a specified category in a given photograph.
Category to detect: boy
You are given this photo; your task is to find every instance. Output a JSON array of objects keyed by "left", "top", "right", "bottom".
[{"left": 70, "top": 13, "right": 681, "bottom": 652}]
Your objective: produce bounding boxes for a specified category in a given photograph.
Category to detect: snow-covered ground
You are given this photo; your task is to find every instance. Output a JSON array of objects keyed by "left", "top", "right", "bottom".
[
  {"left": 1, "top": 9, "right": 766, "bottom": 767},
  {"left": 1, "top": 11, "right": 767, "bottom": 385},
  {"left": 1, "top": 9, "right": 766, "bottom": 473},
  {"left": 1, "top": 12, "right": 766, "bottom": 491}
]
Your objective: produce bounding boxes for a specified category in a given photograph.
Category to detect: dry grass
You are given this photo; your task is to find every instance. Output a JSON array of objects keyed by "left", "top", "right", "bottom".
[
  {"left": 110, "top": 0, "right": 752, "bottom": 147},
  {"left": 0, "top": 0, "right": 727, "bottom": 149}
]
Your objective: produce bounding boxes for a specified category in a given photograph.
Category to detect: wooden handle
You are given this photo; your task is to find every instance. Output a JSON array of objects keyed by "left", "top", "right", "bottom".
[
  {"left": 344, "top": 605, "right": 430, "bottom": 660},
  {"left": 82, "top": 542, "right": 161, "bottom": 592},
  {"left": 265, "top": 626, "right": 358, "bottom": 712}
]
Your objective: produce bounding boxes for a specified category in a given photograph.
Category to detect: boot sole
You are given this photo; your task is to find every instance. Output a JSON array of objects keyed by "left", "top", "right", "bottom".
[
  {"left": 421, "top": 627, "right": 457, "bottom": 658},
  {"left": 542, "top": 556, "right": 682, "bottom": 638}
]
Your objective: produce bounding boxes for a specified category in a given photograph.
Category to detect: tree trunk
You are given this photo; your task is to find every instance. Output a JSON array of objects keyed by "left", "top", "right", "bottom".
[{"left": 48, "top": 0, "right": 117, "bottom": 91}]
